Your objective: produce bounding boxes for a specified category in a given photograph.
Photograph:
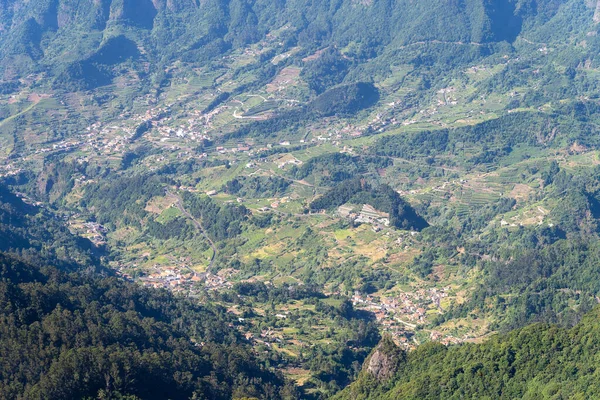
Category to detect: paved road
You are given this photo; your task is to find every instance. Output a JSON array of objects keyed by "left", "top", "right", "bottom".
[
  {"left": 395, "top": 317, "right": 417, "bottom": 329},
  {"left": 166, "top": 190, "right": 217, "bottom": 270}
]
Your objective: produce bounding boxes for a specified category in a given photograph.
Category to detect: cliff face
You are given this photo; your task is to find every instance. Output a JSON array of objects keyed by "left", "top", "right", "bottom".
[
  {"left": 365, "top": 335, "right": 405, "bottom": 382},
  {"left": 366, "top": 347, "right": 397, "bottom": 381}
]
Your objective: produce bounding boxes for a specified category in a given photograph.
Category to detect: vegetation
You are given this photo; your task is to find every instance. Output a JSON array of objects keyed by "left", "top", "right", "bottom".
[
  {"left": 0, "top": 183, "right": 296, "bottom": 399},
  {"left": 0, "top": 253, "right": 294, "bottom": 400},
  {"left": 301, "top": 48, "right": 351, "bottom": 94},
  {"left": 3, "top": 0, "right": 600, "bottom": 398},
  {"left": 182, "top": 192, "right": 249, "bottom": 241},
  {"left": 372, "top": 108, "right": 600, "bottom": 169},
  {"left": 0, "top": 183, "right": 97, "bottom": 268},
  {"left": 81, "top": 175, "right": 167, "bottom": 230},
  {"left": 310, "top": 179, "right": 428, "bottom": 231},
  {"left": 336, "top": 306, "right": 600, "bottom": 400},
  {"left": 293, "top": 153, "right": 391, "bottom": 186},
  {"left": 309, "top": 83, "right": 379, "bottom": 117},
  {"left": 224, "top": 176, "right": 291, "bottom": 198}
]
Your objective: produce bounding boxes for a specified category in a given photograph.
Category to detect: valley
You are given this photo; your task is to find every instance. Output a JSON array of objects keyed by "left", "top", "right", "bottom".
[{"left": 1, "top": 0, "right": 600, "bottom": 398}]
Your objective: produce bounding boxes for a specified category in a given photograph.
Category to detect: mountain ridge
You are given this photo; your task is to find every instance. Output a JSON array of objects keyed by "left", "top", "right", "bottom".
[{"left": 1, "top": 0, "right": 597, "bottom": 85}]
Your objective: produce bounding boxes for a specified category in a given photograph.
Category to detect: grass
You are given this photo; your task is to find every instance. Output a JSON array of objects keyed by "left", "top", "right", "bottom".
[
  {"left": 190, "top": 71, "right": 224, "bottom": 89},
  {"left": 244, "top": 100, "right": 280, "bottom": 116},
  {"left": 157, "top": 206, "right": 182, "bottom": 223},
  {"left": 333, "top": 229, "right": 354, "bottom": 241},
  {"left": 0, "top": 132, "right": 14, "bottom": 157},
  {"left": 272, "top": 344, "right": 298, "bottom": 357}
]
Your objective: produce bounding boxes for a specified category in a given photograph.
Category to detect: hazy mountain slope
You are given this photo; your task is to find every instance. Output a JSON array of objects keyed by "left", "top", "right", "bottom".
[
  {"left": 0, "top": 182, "right": 98, "bottom": 268},
  {"left": 1, "top": 0, "right": 597, "bottom": 84},
  {"left": 3, "top": 0, "right": 600, "bottom": 398}
]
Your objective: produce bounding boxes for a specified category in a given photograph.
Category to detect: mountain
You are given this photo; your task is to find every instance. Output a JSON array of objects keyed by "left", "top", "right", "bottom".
[
  {"left": 336, "top": 306, "right": 600, "bottom": 399},
  {"left": 0, "top": 0, "right": 598, "bottom": 87},
  {"left": 0, "top": 183, "right": 294, "bottom": 399},
  {"left": 0, "top": 252, "right": 293, "bottom": 399},
  {"left": 3, "top": 0, "right": 600, "bottom": 398},
  {"left": 0, "top": 182, "right": 98, "bottom": 268}
]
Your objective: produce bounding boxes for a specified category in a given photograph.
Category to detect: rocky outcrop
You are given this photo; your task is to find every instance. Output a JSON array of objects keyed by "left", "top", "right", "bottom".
[{"left": 365, "top": 335, "right": 405, "bottom": 382}]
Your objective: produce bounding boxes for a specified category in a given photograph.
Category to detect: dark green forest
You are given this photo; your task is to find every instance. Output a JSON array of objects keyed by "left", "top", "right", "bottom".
[
  {"left": 0, "top": 183, "right": 297, "bottom": 399},
  {"left": 336, "top": 307, "right": 600, "bottom": 399},
  {"left": 0, "top": 253, "right": 292, "bottom": 400},
  {"left": 310, "top": 179, "right": 428, "bottom": 231}
]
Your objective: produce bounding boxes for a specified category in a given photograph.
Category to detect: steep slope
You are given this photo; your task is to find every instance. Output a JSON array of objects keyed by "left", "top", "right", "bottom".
[
  {"left": 0, "top": 0, "right": 596, "bottom": 85},
  {"left": 0, "top": 182, "right": 98, "bottom": 268},
  {"left": 0, "top": 252, "right": 290, "bottom": 399},
  {"left": 0, "top": 184, "right": 292, "bottom": 399},
  {"left": 336, "top": 306, "right": 600, "bottom": 399},
  {"left": 310, "top": 179, "right": 429, "bottom": 231}
]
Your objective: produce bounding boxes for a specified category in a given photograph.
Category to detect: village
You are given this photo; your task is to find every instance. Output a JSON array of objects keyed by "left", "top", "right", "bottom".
[
  {"left": 351, "top": 287, "right": 465, "bottom": 347},
  {"left": 2, "top": 75, "right": 416, "bottom": 183},
  {"left": 114, "top": 262, "right": 237, "bottom": 295},
  {"left": 338, "top": 204, "right": 391, "bottom": 232}
]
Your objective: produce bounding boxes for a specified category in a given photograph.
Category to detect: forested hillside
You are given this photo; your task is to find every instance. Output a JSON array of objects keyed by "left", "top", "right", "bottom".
[
  {"left": 3, "top": 0, "right": 600, "bottom": 398},
  {"left": 0, "top": 183, "right": 97, "bottom": 268},
  {"left": 0, "top": 184, "right": 295, "bottom": 399},
  {"left": 1, "top": 0, "right": 598, "bottom": 88},
  {"left": 0, "top": 253, "right": 293, "bottom": 399},
  {"left": 336, "top": 306, "right": 600, "bottom": 399},
  {"left": 310, "top": 179, "right": 428, "bottom": 231}
]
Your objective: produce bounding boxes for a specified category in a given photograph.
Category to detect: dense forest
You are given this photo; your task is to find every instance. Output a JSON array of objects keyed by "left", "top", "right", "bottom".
[
  {"left": 0, "top": 183, "right": 97, "bottom": 268},
  {"left": 81, "top": 174, "right": 167, "bottom": 230},
  {"left": 0, "top": 183, "right": 297, "bottom": 399},
  {"left": 224, "top": 176, "right": 291, "bottom": 198},
  {"left": 0, "top": 253, "right": 294, "bottom": 399},
  {"left": 336, "top": 306, "right": 600, "bottom": 399},
  {"left": 292, "top": 154, "right": 392, "bottom": 186},
  {"left": 182, "top": 192, "right": 250, "bottom": 241}
]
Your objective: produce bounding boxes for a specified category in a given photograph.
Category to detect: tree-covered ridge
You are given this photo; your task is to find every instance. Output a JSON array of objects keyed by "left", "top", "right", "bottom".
[
  {"left": 0, "top": 183, "right": 97, "bottom": 268},
  {"left": 81, "top": 174, "right": 167, "bottom": 230},
  {"left": 309, "top": 82, "right": 380, "bottom": 117},
  {"left": 372, "top": 106, "right": 600, "bottom": 168},
  {"left": 336, "top": 306, "right": 600, "bottom": 400},
  {"left": 223, "top": 176, "right": 291, "bottom": 198},
  {"left": 310, "top": 179, "right": 428, "bottom": 231},
  {"left": 0, "top": 252, "right": 293, "bottom": 399},
  {"left": 182, "top": 191, "right": 250, "bottom": 241},
  {"left": 292, "top": 153, "right": 392, "bottom": 186}
]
